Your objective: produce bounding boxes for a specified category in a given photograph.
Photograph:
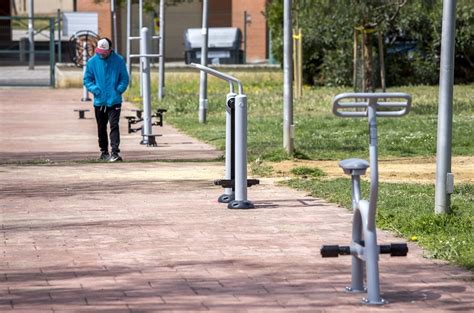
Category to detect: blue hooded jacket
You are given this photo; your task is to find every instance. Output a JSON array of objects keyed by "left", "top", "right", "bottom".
[{"left": 83, "top": 51, "right": 129, "bottom": 107}]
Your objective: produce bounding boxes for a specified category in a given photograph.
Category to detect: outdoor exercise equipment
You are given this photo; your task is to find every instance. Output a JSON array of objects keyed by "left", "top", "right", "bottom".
[
  {"left": 126, "top": 0, "right": 165, "bottom": 100},
  {"left": 81, "top": 41, "right": 91, "bottom": 102},
  {"left": 129, "top": 27, "right": 163, "bottom": 147},
  {"left": 190, "top": 63, "right": 259, "bottom": 209},
  {"left": 125, "top": 108, "right": 167, "bottom": 135},
  {"left": 68, "top": 30, "right": 99, "bottom": 68},
  {"left": 320, "top": 92, "right": 411, "bottom": 305},
  {"left": 71, "top": 33, "right": 93, "bottom": 101},
  {"left": 74, "top": 109, "right": 90, "bottom": 119}
]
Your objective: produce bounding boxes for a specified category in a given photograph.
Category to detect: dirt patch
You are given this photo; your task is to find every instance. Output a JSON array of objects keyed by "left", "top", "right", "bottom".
[{"left": 266, "top": 156, "right": 474, "bottom": 184}]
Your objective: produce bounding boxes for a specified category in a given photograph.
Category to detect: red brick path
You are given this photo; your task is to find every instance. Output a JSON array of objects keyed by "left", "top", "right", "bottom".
[{"left": 0, "top": 88, "right": 472, "bottom": 312}]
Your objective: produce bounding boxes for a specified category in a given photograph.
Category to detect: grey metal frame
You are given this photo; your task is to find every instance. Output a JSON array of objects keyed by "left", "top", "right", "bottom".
[
  {"left": 126, "top": 0, "right": 165, "bottom": 100},
  {"left": 198, "top": 0, "right": 209, "bottom": 123},
  {"left": 189, "top": 63, "right": 255, "bottom": 209},
  {"left": 129, "top": 27, "right": 161, "bottom": 146},
  {"left": 49, "top": 17, "right": 55, "bottom": 87},
  {"left": 283, "top": 0, "right": 294, "bottom": 154},
  {"left": 81, "top": 42, "right": 91, "bottom": 101},
  {"left": 0, "top": 16, "right": 56, "bottom": 87},
  {"left": 126, "top": 0, "right": 132, "bottom": 77},
  {"left": 28, "top": 0, "right": 34, "bottom": 69},
  {"left": 158, "top": 0, "right": 166, "bottom": 101},
  {"left": 219, "top": 90, "right": 237, "bottom": 203},
  {"left": 435, "top": 0, "right": 457, "bottom": 214},
  {"left": 328, "top": 92, "right": 411, "bottom": 305}
]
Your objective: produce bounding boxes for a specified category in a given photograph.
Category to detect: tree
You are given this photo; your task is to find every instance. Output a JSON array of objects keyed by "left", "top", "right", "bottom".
[
  {"left": 267, "top": 0, "right": 473, "bottom": 87},
  {"left": 350, "top": 0, "right": 407, "bottom": 91}
]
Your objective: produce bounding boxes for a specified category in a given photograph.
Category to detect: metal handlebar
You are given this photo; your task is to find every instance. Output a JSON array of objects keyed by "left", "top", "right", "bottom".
[
  {"left": 189, "top": 63, "right": 243, "bottom": 94},
  {"left": 129, "top": 54, "right": 162, "bottom": 58},
  {"left": 333, "top": 92, "right": 412, "bottom": 118}
]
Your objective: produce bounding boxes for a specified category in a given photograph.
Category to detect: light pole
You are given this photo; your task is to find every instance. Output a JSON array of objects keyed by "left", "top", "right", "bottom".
[
  {"left": 126, "top": 0, "right": 131, "bottom": 77},
  {"left": 158, "top": 0, "right": 165, "bottom": 101},
  {"left": 435, "top": 0, "right": 457, "bottom": 214},
  {"left": 283, "top": 0, "right": 294, "bottom": 154},
  {"left": 28, "top": 0, "right": 34, "bottom": 69},
  {"left": 198, "top": 0, "right": 209, "bottom": 123},
  {"left": 111, "top": 0, "right": 118, "bottom": 52}
]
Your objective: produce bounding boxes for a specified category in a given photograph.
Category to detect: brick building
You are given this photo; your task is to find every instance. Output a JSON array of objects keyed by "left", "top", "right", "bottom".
[
  {"left": 77, "top": 0, "right": 114, "bottom": 41},
  {"left": 6, "top": 0, "right": 269, "bottom": 63},
  {"left": 83, "top": 0, "right": 269, "bottom": 63}
]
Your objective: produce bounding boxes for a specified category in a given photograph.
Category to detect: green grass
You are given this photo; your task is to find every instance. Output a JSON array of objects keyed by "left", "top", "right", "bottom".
[
  {"left": 11, "top": 17, "right": 53, "bottom": 31},
  {"left": 126, "top": 72, "right": 474, "bottom": 269},
  {"left": 127, "top": 72, "right": 474, "bottom": 161},
  {"left": 290, "top": 166, "right": 326, "bottom": 178},
  {"left": 286, "top": 176, "right": 474, "bottom": 270}
]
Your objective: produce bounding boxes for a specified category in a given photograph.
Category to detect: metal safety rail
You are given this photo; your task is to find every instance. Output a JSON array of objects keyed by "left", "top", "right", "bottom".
[
  {"left": 321, "top": 92, "right": 411, "bottom": 305},
  {"left": 189, "top": 63, "right": 259, "bottom": 209}
]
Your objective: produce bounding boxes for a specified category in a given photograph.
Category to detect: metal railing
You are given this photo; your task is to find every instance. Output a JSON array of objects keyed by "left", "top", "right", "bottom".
[{"left": 0, "top": 16, "right": 57, "bottom": 87}]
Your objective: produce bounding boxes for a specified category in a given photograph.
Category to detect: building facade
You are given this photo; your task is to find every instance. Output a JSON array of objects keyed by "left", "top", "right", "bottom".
[{"left": 7, "top": 0, "right": 269, "bottom": 63}]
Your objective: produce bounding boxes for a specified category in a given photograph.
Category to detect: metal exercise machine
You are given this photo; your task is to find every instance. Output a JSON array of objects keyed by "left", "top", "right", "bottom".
[
  {"left": 125, "top": 108, "right": 167, "bottom": 135},
  {"left": 81, "top": 41, "right": 92, "bottom": 102},
  {"left": 126, "top": 0, "right": 165, "bottom": 101},
  {"left": 128, "top": 27, "right": 165, "bottom": 146},
  {"left": 320, "top": 92, "right": 411, "bottom": 305},
  {"left": 190, "top": 63, "right": 259, "bottom": 209}
]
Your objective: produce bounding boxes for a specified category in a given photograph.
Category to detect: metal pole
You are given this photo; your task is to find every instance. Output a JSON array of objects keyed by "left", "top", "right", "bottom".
[
  {"left": 349, "top": 178, "right": 364, "bottom": 293},
  {"left": 199, "top": 0, "right": 209, "bottom": 123},
  {"left": 218, "top": 91, "right": 237, "bottom": 203},
  {"left": 435, "top": 0, "right": 457, "bottom": 214},
  {"left": 229, "top": 94, "right": 254, "bottom": 209},
  {"left": 139, "top": 0, "right": 143, "bottom": 96},
  {"left": 243, "top": 11, "right": 247, "bottom": 64},
  {"left": 140, "top": 27, "right": 152, "bottom": 144},
  {"left": 82, "top": 42, "right": 91, "bottom": 101},
  {"left": 283, "top": 0, "right": 294, "bottom": 154},
  {"left": 365, "top": 103, "right": 382, "bottom": 304},
  {"left": 126, "top": 0, "right": 131, "bottom": 77},
  {"left": 49, "top": 18, "right": 55, "bottom": 87},
  {"left": 112, "top": 0, "right": 118, "bottom": 52},
  {"left": 28, "top": 0, "right": 34, "bottom": 69},
  {"left": 57, "top": 9, "right": 62, "bottom": 63},
  {"left": 158, "top": 0, "right": 165, "bottom": 101},
  {"left": 139, "top": 0, "right": 143, "bottom": 32}
]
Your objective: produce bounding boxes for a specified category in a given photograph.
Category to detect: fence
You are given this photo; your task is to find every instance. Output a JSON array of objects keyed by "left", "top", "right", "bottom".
[{"left": 0, "top": 16, "right": 57, "bottom": 87}]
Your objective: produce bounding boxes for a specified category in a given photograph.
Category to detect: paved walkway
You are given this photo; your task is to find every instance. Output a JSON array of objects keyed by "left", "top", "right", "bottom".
[
  {"left": 0, "top": 66, "right": 51, "bottom": 87},
  {"left": 0, "top": 88, "right": 220, "bottom": 163},
  {"left": 0, "top": 88, "right": 472, "bottom": 312}
]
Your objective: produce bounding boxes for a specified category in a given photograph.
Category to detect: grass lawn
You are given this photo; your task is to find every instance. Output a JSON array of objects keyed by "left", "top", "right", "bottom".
[{"left": 126, "top": 71, "right": 473, "bottom": 270}]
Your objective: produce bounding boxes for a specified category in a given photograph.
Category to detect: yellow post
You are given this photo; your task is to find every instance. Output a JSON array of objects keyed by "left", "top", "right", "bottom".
[
  {"left": 292, "top": 28, "right": 303, "bottom": 99},
  {"left": 297, "top": 28, "right": 303, "bottom": 98},
  {"left": 293, "top": 28, "right": 298, "bottom": 99}
]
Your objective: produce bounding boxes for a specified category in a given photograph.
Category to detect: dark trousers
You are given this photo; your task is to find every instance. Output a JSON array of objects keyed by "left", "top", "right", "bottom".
[{"left": 94, "top": 104, "right": 121, "bottom": 154}]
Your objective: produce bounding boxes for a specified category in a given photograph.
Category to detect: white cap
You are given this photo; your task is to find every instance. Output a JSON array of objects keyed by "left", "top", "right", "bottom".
[{"left": 95, "top": 39, "right": 111, "bottom": 54}]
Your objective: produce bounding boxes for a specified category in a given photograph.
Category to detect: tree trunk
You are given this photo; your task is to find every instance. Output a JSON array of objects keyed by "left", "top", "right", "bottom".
[
  {"left": 363, "top": 30, "right": 374, "bottom": 92},
  {"left": 378, "top": 30, "right": 386, "bottom": 92}
]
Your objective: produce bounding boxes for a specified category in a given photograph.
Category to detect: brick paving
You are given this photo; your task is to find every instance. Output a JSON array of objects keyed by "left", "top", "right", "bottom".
[{"left": 0, "top": 88, "right": 472, "bottom": 312}]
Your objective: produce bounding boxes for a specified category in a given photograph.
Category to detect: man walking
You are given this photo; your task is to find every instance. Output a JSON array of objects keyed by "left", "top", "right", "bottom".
[{"left": 84, "top": 38, "right": 129, "bottom": 162}]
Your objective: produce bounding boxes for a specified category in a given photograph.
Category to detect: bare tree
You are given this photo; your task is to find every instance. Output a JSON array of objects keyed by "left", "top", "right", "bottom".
[{"left": 353, "top": 0, "right": 407, "bottom": 91}]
